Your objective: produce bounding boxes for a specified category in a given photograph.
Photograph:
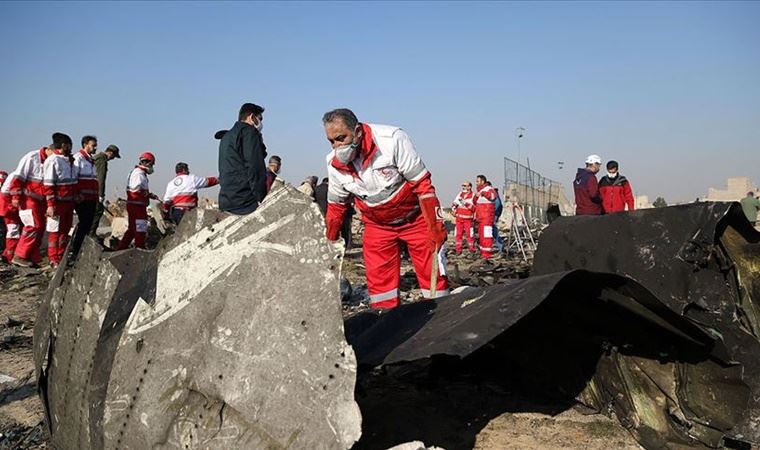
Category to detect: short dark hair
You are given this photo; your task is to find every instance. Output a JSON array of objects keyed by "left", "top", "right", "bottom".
[
  {"left": 81, "top": 135, "right": 97, "bottom": 147},
  {"left": 749, "top": 191, "right": 755, "bottom": 197},
  {"left": 322, "top": 108, "right": 359, "bottom": 130},
  {"left": 607, "top": 160, "right": 619, "bottom": 170},
  {"left": 176, "top": 162, "right": 189, "bottom": 174},
  {"left": 476, "top": 175, "right": 487, "bottom": 183},
  {"left": 321, "top": 177, "right": 328, "bottom": 184},
  {"left": 52, "top": 132, "right": 72, "bottom": 149},
  {"left": 238, "top": 103, "right": 264, "bottom": 121},
  {"left": 269, "top": 155, "right": 281, "bottom": 164}
]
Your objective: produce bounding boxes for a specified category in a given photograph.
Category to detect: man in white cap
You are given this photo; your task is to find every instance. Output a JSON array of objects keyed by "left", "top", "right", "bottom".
[{"left": 573, "top": 154, "right": 603, "bottom": 215}]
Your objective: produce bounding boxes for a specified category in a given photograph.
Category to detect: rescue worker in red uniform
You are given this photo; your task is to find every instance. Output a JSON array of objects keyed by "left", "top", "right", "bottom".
[
  {"left": 451, "top": 181, "right": 476, "bottom": 254},
  {"left": 118, "top": 153, "right": 158, "bottom": 250},
  {"left": 0, "top": 171, "right": 10, "bottom": 261},
  {"left": 598, "top": 160, "right": 635, "bottom": 213},
  {"left": 43, "top": 140, "right": 79, "bottom": 266},
  {"left": 9, "top": 134, "right": 64, "bottom": 267},
  {"left": 1, "top": 171, "right": 21, "bottom": 263},
  {"left": 69, "top": 135, "right": 100, "bottom": 261},
  {"left": 474, "top": 175, "right": 497, "bottom": 259},
  {"left": 162, "top": 162, "right": 218, "bottom": 224},
  {"left": 322, "top": 108, "right": 448, "bottom": 310}
]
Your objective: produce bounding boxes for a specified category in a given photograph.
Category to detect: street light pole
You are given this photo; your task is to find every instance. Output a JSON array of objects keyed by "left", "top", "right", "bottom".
[{"left": 515, "top": 127, "right": 526, "bottom": 164}]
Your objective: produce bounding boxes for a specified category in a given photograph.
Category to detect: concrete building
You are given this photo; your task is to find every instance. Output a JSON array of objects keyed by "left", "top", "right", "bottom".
[
  {"left": 635, "top": 195, "right": 653, "bottom": 209},
  {"left": 705, "top": 177, "right": 759, "bottom": 202}
]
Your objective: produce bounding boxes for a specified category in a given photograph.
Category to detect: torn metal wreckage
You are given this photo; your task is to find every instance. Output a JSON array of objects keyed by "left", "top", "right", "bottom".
[{"left": 33, "top": 185, "right": 760, "bottom": 449}]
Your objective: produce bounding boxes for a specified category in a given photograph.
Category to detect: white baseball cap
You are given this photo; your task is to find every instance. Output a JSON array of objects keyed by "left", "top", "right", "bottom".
[{"left": 585, "top": 154, "right": 602, "bottom": 165}]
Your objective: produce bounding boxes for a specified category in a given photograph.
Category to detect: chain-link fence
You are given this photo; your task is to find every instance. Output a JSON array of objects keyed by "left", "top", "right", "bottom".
[{"left": 503, "top": 157, "right": 563, "bottom": 224}]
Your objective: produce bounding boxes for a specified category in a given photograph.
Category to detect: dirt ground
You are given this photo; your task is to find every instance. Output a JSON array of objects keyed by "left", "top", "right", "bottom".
[
  {"left": 0, "top": 220, "right": 642, "bottom": 450},
  {"left": 0, "top": 266, "right": 47, "bottom": 450}
]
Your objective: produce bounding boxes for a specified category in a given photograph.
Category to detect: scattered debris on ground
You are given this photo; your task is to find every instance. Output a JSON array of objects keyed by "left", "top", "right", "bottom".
[
  {"left": 7, "top": 191, "right": 758, "bottom": 450},
  {"left": 0, "top": 265, "right": 48, "bottom": 450}
]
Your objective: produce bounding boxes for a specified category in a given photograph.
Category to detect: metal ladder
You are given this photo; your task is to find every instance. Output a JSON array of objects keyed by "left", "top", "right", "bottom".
[{"left": 507, "top": 202, "right": 537, "bottom": 262}]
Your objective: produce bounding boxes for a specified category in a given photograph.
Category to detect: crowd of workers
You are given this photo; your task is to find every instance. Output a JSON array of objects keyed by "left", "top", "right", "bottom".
[
  {"left": 0, "top": 133, "right": 220, "bottom": 268},
  {"left": 1, "top": 102, "right": 757, "bottom": 313},
  {"left": 450, "top": 176, "right": 504, "bottom": 259},
  {"left": 0, "top": 135, "right": 121, "bottom": 268}
]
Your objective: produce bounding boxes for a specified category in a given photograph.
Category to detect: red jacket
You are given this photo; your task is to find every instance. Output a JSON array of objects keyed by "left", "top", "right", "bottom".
[
  {"left": 573, "top": 168, "right": 603, "bottom": 215},
  {"left": 162, "top": 173, "right": 218, "bottom": 209},
  {"left": 9, "top": 148, "right": 49, "bottom": 204},
  {"left": 474, "top": 185, "right": 497, "bottom": 222},
  {"left": 326, "top": 123, "right": 439, "bottom": 235},
  {"left": 43, "top": 151, "right": 79, "bottom": 207},
  {"left": 0, "top": 172, "right": 14, "bottom": 217},
  {"left": 599, "top": 174, "right": 635, "bottom": 213},
  {"left": 126, "top": 166, "right": 151, "bottom": 206},
  {"left": 451, "top": 191, "right": 475, "bottom": 219},
  {"left": 73, "top": 149, "right": 99, "bottom": 202}
]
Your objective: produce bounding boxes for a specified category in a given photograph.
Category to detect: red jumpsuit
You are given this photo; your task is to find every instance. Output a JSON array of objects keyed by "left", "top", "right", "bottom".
[
  {"left": 9, "top": 148, "right": 50, "bottom": 264},
  {"left": 1, "top": 173, "right": 21, "bottom": 262},
  {"left": 118, "top": 166, "right": 151, "bottom": 250},
  {"left": 326, "top": 123, "right": 448, "bottom": 310},
  {"left": 451, "top": 191, "right": 476, "bottom": 253},
  {"left": 474, "top": 184, "right": 497, "bottom": 259},
  {"left": 43, "top": 152, "right": 79, "bottom": 264}
]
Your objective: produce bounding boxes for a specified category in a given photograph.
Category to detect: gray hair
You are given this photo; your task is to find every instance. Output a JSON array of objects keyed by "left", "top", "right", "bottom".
[{"left": 322, "top": 108, "right": 358, "bottom": 129}]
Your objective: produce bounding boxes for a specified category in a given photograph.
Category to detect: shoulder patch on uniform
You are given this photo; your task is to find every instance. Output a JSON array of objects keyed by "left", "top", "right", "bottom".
[{"left": 173, "top": 178, "right": 183, "bottom": 186}]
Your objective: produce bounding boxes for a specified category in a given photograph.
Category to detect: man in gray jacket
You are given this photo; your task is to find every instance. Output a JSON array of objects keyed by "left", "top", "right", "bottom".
[{"left": 218, "top": 103, "right": 268, "bottom": 214}]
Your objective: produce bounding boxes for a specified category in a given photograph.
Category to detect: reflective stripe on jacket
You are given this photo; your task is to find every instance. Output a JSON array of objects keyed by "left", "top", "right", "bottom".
[
  {"left": 43, "top": 152, "right": 79, "bottom": 206},
  {"left": 9, "top": 148, "right": 49, "bottom": 202},
  {"left": 74, "top": 150, "right": 99, "bottom": 202},
  {"left": 452, "top": 191, "right": 475, "bottom": 219},
  {"left": 126, "top": 166, "right": 150, "bottom": 206},
  {"left": 474, "top": 185, "right": 497, "bottom": 221},
  {"left": 326, "top": 123, "right": 435, "bottom": 226},
  {"left": 163, "top": 174, "right": 218, "bottom": 209}
]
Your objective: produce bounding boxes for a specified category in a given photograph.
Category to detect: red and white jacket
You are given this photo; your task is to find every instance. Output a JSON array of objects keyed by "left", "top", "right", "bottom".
[
  {"left": 73, "top": 149, "right": 99, "bottom": 202},
  {"left": 0, "top": 172, "right": 15, "bottom": 217},
  {"left": 126, "top": 166, "right": 151, "bottom": 206},
  {"left": 451, "top": 191, "right": 475, "bottom": 220},
  {"left": 43, "top": 151, "right": 79, "bottom": 207},
  {"left": 9, "top": 148, "right": 49, "bottom": 203},
  {"left": 162, "top": 174, "right": 218, "bottom": 210},
  {"left": 326, "top": 123, "right": 439, "bottom": 229},
  {"left": 474, "top": 184, "right": 497, "bottom": 221}
]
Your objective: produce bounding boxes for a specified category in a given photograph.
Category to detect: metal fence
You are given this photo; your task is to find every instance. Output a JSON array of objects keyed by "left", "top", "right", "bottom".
[{"left": 503, "top": 157, "right": 563, "bottom": 224}]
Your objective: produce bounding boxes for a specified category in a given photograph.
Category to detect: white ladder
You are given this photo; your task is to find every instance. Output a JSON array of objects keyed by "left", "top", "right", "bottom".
[{"left": 507, "top": 203, "right": 537, "bottom": 262}]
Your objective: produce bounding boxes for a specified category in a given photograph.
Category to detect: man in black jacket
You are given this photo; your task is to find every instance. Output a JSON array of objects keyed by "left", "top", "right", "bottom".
[{"left": 218, "top": 103, "right": 268, "bottom": 214}]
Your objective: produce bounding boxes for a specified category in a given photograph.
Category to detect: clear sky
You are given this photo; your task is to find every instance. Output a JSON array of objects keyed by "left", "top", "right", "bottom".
[{"left": 1, "top": 1, "right": 758, "bottom": 205}]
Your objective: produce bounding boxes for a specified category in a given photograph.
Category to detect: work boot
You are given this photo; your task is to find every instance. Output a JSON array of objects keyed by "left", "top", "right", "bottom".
[{"left": 11, "top": 256, "right": 36, "bottom": 268}]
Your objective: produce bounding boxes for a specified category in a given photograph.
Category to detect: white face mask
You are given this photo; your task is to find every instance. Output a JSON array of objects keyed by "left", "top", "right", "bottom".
[
  {"left": 145, "top": 165, "right": 155, "bottom": 175},
  {"left": 607, "top": 171, "right": 618, "bottom": 178},
  {"left": 334, "top": 142, "right": 357, "bottom": 164},
  {"left": 254, "top": 117, "right": 263, "bottom": 132}
]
